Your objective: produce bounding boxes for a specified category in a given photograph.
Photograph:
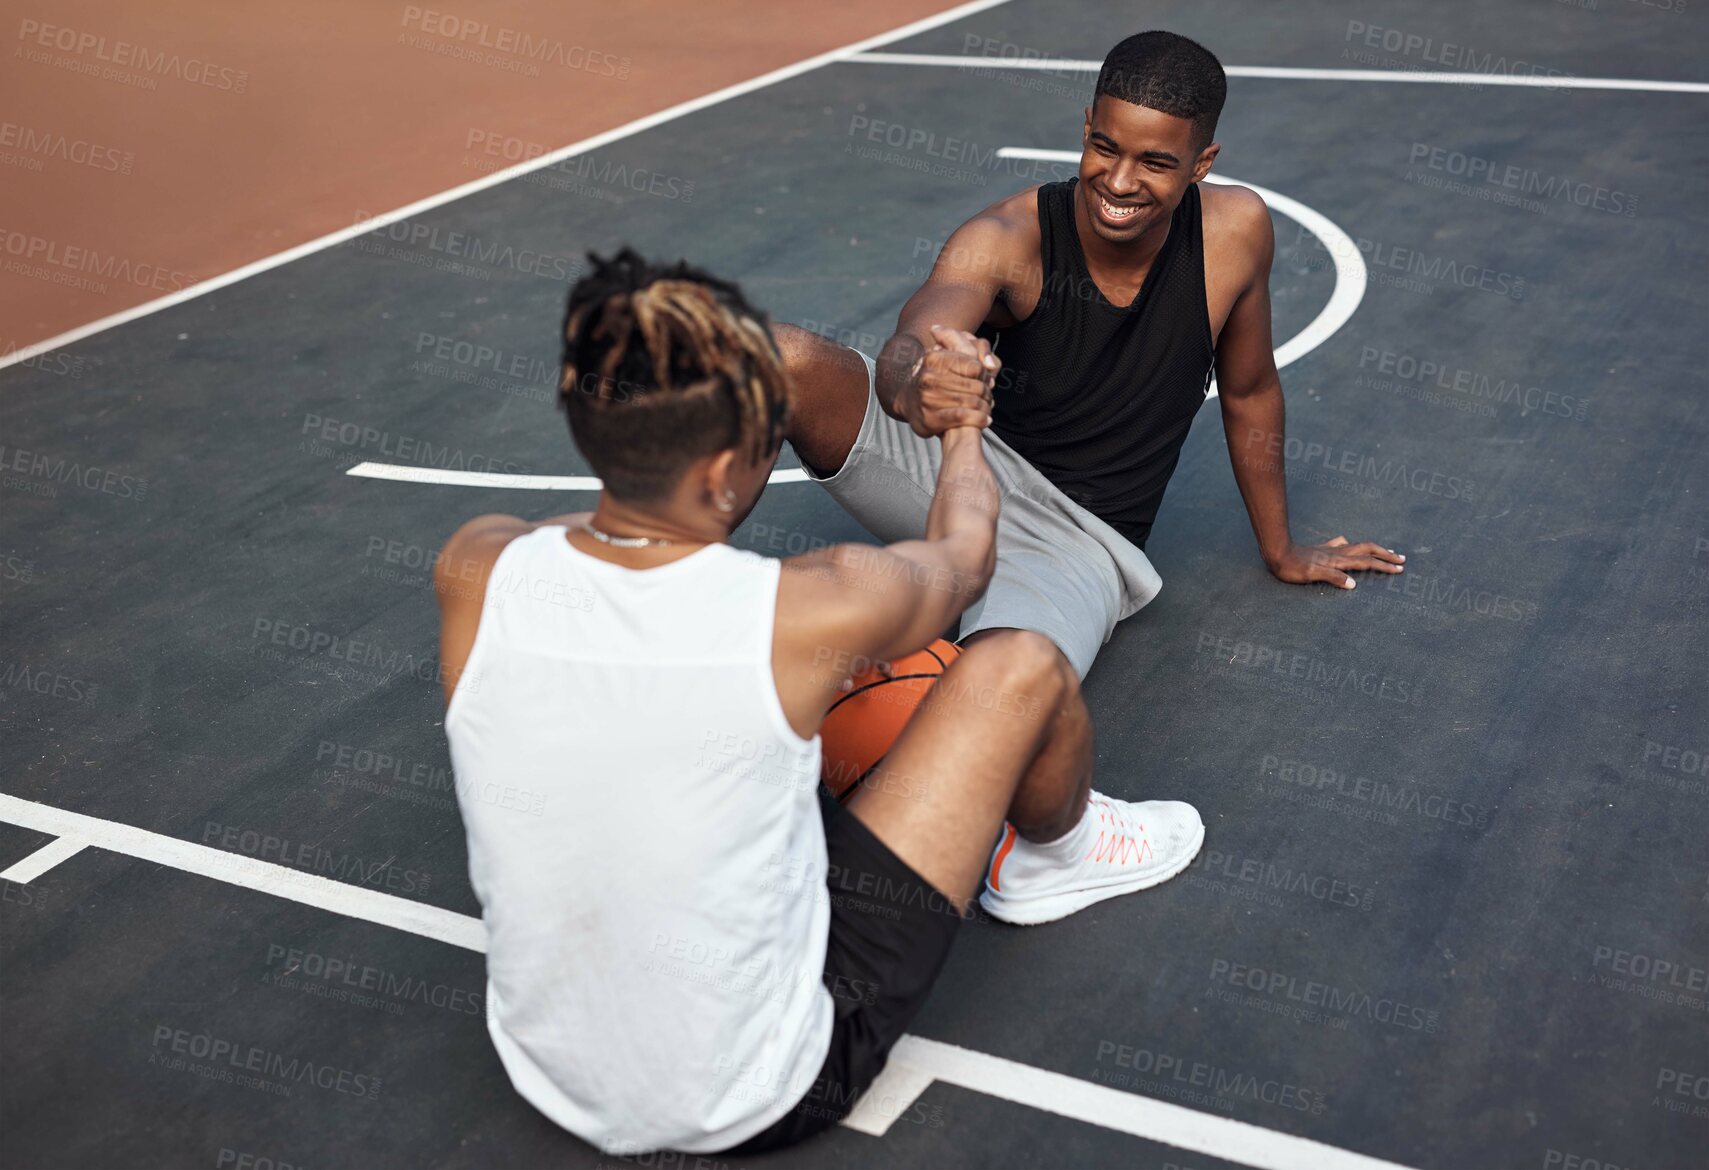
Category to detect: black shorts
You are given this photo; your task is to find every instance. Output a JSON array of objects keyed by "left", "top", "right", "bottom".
[{"left": 721, "top": 790, "right": 964, "bottom": 1155}]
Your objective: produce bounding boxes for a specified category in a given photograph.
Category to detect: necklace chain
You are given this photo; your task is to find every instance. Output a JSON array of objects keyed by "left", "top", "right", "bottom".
[{"left": 580, "top": 520, "right": 675, "bottom": 549}]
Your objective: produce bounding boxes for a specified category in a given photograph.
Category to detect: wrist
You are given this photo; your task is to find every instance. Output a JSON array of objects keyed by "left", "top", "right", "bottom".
[{"left": 1261, "top": 538, "right": 1294, "bottom": 570}]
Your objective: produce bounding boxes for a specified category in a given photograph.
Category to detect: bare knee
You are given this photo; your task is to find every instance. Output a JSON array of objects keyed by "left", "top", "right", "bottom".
[{"left": 955, "top": 630, "right": 1074, "bottom": 718}]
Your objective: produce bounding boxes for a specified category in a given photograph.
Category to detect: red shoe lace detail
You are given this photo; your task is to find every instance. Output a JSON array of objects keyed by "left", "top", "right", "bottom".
[{"left": 1084, "top": 797, "right": 1153, "bottom": 867}]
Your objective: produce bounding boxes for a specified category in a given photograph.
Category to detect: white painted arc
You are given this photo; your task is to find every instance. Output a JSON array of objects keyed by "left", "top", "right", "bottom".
[
  {"left": 0, "top": 0, "right": 1020, "bottom": 374},
  {"left": 0, "top": 790, "right": 1424, "bottom": 1170},
  {"left": 845, "top": 52, "right": 1709, "bottom": 93},
  {"left": 345, "top": 162, "right": 1367, "bottom": 493},
  {"left": 992, "top": 153, "right": 1371, "bottom": 395}
]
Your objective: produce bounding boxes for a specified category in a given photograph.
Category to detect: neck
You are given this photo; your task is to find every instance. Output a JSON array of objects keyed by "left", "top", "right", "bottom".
[{"left": 587, "top": 495, "right": 727, "bottom": 548}]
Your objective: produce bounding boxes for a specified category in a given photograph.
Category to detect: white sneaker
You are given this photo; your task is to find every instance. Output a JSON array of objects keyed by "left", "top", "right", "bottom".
[{"left": 978, "top": 791, "right": 1205, "bottom": 925}]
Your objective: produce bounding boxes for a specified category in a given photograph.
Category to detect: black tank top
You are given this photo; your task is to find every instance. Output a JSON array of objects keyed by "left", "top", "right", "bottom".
[{"left": 980, "top": 179, "right": 1214, "bottom": 549}]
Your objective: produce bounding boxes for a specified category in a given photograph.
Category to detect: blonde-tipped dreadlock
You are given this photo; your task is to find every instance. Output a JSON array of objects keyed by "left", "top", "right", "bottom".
[{"left": 558, "top": 249, "right": 789, "bottom": 502}]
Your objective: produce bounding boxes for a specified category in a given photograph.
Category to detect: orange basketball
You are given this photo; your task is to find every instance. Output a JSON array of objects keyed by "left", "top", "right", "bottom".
[{"left": 819, "top": 639, "right": 960, "bottom": 801}]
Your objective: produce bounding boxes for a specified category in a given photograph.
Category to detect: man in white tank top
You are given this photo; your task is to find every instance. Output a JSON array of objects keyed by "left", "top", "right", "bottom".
[{"left": 433, "top": 249, "right": 1205, "bottom": 1156}]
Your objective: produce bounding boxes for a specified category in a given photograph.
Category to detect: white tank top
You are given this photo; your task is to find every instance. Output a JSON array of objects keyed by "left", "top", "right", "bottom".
[{"left": 446, "top": 527, "right": 832, "bottom": 1154}]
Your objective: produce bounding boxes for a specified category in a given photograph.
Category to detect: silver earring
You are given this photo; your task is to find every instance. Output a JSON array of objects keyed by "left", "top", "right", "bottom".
[{"left": 716, "top": 489, "right": 737, "bottom": 514}]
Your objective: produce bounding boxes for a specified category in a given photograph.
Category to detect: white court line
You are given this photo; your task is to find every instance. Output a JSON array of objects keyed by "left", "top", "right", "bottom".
[
  {"left": 0, "top": 0, "right": 1019, "bottom": 374},
  {"left": 846, "top": 51, "right": 1709, "bottom": 93},
  {"left": 344, "top": 461, "right": 810, "bottom": 491},
  {"left": 0, "top": 834, "right": 88, "bottom": 883},
  {"left": 0, "top": 789, "right": 1419, "bottom": 1170},
  {"left": 346, "top": 164, "right": 1367, "bottom": 493},
  {"left": 0, "top": 791, "right": 484, "bottom": 951}
]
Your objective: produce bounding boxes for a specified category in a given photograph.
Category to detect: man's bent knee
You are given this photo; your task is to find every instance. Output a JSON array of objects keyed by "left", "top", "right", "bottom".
[{"left": 955, "top": 629, "right": 1072, "bottom": 713}]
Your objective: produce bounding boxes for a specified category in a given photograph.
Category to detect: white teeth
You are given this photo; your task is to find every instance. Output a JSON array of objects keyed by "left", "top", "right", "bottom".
[{"left": 1099, "top": 195, "right": 1137, "bottom": 220}]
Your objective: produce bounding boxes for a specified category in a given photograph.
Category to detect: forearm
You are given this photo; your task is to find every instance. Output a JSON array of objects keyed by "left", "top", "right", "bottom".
[
  {"left": 875, "top": 331, "right": 926, "bottom": 419},
  {"left": 1220, "top": 381, "right": 1293, "bottom": 568},
  {"left": 926, "top": 427, "right": 999, "bottom": 585}
]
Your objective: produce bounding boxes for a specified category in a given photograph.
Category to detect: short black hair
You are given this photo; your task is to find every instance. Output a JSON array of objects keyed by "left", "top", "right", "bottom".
[
  {"left": 558, "top": 248, "right": 788, "bottom": 503},
  {"left": 1095, "top": 31, "right": 1227, "bottom": 149}
]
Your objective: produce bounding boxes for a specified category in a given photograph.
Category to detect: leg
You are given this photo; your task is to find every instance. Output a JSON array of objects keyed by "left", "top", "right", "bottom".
[
  {"left": 774, "top": 324, "right": 872, "bottom": 478},
  {"left": 958, "top": 628, "right": 1093, "bottom": 843},
  {"left": 844, "top": 630, "right": 1087, "bottom": 911}
]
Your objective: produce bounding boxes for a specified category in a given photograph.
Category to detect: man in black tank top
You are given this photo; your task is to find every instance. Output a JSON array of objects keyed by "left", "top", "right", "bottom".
[{"left": 779, "top": 32, "right": 1404, "bottom": 682}]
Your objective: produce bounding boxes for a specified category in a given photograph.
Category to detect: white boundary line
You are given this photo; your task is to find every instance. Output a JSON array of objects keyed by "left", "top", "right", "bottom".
[
  {"left": 344, "top": 462, "right": 810, "bottom": 492},
  {"left": 0, "top": 789, "right": 1419, "bottom": 1170},
  {"left": 0, "top": 834, "right": 88, "bottom": 883},
  {"left": 0, "top": 0, "right": 1018, "bottom": 374},
  {"left": 0, "top": 791, "right": 485, "bottom": 951},
  {"left": 847, "top": 52, "right": 1709, "bottom": 93},
  {"left": 343, "top": 165, "right": 1367, "bottom": 490}
]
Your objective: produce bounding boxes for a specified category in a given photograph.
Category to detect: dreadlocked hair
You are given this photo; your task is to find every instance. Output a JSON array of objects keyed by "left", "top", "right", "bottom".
[{"left": 558, "top": 247, "right": 789, "bottom": 503}]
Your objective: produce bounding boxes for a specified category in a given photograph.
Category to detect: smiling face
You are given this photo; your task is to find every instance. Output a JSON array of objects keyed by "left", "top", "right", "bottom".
[{"left": 1078, "top": 95, "right": 1218, "bottom": 245}]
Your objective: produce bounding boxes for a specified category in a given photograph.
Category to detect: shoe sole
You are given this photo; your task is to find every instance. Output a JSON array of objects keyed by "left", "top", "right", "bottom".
[{"left": 976, "top": 820, "right": 1207, "bottom": 926}]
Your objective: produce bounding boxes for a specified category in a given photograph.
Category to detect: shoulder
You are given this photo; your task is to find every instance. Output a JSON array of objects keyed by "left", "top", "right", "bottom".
[
  {"left": 1200, "top": 182, "right": 1273, "bottom": 250},
  {"left": 433, "top": 514, "right": 543, "bottom": 605}
]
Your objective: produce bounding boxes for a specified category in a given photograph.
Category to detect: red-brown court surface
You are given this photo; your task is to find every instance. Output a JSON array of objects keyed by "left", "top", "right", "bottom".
[{"left": 0, "top": 0, "right": 956, "bottom": 347}]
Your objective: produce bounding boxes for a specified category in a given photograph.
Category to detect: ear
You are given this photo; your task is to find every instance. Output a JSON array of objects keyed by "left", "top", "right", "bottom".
[
  {"left": 1191, "top": 142, "right": 1221, "bottom": 184},
  {"left": 1082, "top": 104, "right": 1093, "bottom": 145},
  {"left": 704, "top": 448, "right": 739, "bottom": 502}
]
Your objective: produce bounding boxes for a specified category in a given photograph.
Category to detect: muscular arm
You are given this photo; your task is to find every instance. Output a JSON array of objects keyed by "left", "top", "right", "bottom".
[
  {"left": 877, "top": 207, "right": 1029, "bottom": 433},
  {"left": 1212, "top": 205, "right": 1293, "bottom": 569},
  {"left": 1213, "top": 196, "right": 1404, "bottom": 589}
]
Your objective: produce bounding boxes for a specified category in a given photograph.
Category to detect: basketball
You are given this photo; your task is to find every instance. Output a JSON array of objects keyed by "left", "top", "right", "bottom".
[{"left": 819, "top": 639, "right": 960, "bottom": 800}]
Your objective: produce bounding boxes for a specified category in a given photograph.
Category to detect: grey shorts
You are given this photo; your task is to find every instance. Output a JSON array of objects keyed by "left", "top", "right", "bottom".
[{"left": 803, "top": 353, "right": 1162, "bottom": 679}]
